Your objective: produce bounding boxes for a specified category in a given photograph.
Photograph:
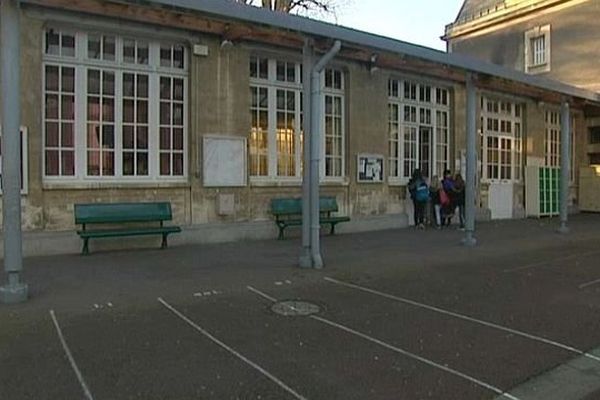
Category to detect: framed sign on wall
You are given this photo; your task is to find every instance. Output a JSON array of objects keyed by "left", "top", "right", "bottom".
[
  {"left": 357, "top": 154, "right": 384, "bottom": 183},
  {"left": 203, "top": 135, "right": 247, "bottom": 187}
]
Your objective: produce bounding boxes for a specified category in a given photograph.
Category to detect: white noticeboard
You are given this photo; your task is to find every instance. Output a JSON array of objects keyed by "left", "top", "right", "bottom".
[
  {"left": 357, "top": 154, "right": 384, "bottom": 183},
  {"left": 203, "top": 135, "right": 247, "bottom": 187}
]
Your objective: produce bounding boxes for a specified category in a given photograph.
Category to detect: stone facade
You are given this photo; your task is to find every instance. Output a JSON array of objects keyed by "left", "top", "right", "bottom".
[{"left": 0, "top": 4, "right": 596, "bottom": 255}]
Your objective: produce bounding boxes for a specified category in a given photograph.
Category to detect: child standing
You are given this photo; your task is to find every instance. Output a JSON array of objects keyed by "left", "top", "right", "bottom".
[
  {"left": 429, "top": 175, "right": 442, "bottom": 229},
  {"left": 408, "top": 169, "right": 428, "bottom": 229}
]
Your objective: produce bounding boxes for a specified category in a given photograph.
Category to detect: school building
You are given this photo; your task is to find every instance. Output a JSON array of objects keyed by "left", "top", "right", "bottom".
[{"left": 2, "top": 0, "right": 600, "bottom": 256}]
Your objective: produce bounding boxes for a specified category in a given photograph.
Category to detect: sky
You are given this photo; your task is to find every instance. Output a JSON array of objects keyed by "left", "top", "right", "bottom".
[{"left": 333, "top": 0, "right": 465, "bottom": 51}]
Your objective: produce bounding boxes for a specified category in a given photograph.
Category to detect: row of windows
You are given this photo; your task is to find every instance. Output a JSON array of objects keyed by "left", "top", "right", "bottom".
[{"left": 38, "top": 29, "right": 575, "bottom": 187}]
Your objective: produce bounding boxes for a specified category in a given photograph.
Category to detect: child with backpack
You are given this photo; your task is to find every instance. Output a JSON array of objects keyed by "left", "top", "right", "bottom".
[{"left": 408, "top": 169, "right": 428, "bottom": 229}]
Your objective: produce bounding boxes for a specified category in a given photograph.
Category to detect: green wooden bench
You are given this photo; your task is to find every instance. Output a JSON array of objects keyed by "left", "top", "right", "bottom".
[
  {"left": 270, "top": 197, "right": 350, "bottom": 240},
  {"left": 74, "top": 202, "right": 182, "bottom": 255}
]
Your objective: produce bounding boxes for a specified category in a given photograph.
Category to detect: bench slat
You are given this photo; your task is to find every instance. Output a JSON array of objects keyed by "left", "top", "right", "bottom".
[
  {"left": 78, "top": 226, "right": 181, "bottom": 239},
  {"left": 75, "top": 202, "right": 173, "bottom": 224}
]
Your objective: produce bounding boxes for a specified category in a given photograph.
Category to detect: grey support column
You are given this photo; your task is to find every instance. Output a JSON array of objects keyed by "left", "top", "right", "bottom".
[
  {"left": 299, "top": 40, "right": 314, "bottom": 268},
  {"left": 462, "top": 73, "right": 477, "bottom": 247},
  {"left": 308, "top": 40, "right": 341, "bottom": 269},
  {"left": 1, "top": 0, "right": 28, "bottom": 304},
  {"left": 558, "top": 100, "right": 571, "bottom": 234}
]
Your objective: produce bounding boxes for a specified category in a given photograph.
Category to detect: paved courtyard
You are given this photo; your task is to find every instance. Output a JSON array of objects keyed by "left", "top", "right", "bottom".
[{"left": 2, "top": 215, "right": 600, "bottom": 400}]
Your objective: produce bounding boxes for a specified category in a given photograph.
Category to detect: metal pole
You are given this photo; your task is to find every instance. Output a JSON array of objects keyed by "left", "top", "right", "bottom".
[
  {"left": 462, "top": 73, "right": 477, "bottom": 247},
  {"left": 299, "top": 39, "right": 314, "bottom": 268},
  {"left": 1, "top": 0, "right": 28, "bottom": 304},
  {"left": 309, "top": 40, "right": 341, "bottom": 269},
  {"left": 558, "top": 100, "right": 570, "bottom": 234}
]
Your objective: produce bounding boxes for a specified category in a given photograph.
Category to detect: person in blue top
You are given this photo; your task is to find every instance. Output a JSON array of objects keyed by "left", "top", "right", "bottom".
[{"left": 408, "top": 169, "right": 428, "bottom": 229}]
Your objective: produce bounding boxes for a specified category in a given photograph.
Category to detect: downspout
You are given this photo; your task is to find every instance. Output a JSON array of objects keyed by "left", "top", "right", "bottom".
[{"left": 309, "top": 40, "right": 341, "bottom": 268}]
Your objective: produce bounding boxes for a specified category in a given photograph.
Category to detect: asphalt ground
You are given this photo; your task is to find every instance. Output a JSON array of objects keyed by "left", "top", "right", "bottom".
[{"left": 1, "top": 214, "right": 600, "bottom": 400}]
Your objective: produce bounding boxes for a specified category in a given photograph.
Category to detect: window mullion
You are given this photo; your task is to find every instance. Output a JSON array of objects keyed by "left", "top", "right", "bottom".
[
  {"left": 115, "top": 71, "right": 123, "bottom": 178},
  {"left": 75, "top": 64, "right": 87, "bottom": 180},
  {"left": 148, "top": 71, "right": 160, "bottom": 179},
  {"left": 268, "top": 87, "right": 277, "bottom": 178}
]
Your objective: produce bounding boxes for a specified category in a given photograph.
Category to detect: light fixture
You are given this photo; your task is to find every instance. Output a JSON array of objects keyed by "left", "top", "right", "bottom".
[{"left": 369, "top": 53, "right": 379, "bottom": 74}]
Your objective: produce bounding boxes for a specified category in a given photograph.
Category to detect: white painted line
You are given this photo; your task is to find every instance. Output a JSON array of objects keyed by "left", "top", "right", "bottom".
[
  {"left": 579, "top": 278, "right": 600, "bottom": 290},
  {"left": 49, "top": 310, "right": 94, "bottom": 400},
  {"left": 503, "top": 250, "right": 600, "bottom": 273},
  {"left": 324, "top": 277, "right": 600, "bottom": 363},
  {"left": 157, "top": 297, "right": 307, "bottom": 400},
  {"left": 246, "top": 286, "right": 519, "bottom": 400},
  {"left": 247, "top": 285, "right": 278, "bottom": 303},
  {"left": 310, "top": 314, "right": 519, "bottom": 400}
]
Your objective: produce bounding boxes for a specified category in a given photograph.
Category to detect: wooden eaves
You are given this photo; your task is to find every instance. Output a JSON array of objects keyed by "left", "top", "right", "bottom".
[{"left": 22, "top": 0, "right": 600, "bottom": 110}]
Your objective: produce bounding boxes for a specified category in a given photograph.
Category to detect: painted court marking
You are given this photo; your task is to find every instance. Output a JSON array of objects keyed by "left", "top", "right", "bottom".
[
  {"left": 49, "top": 310, "right": 94, "bottom": 400},
  {"left": 503, "top": 250, "right": 600, "bottom": 273},
  {"left": 579, "top": 278, "right": 600, "bottom": 290},
  {"left": 246, "top": 286, "right": 519, "bottom": 400},
  {"left": 157, "top": 297, "right": 307, "bottom": 400},
  {"left": 324, "top": 277, "right": 600, "bottom": 363}
]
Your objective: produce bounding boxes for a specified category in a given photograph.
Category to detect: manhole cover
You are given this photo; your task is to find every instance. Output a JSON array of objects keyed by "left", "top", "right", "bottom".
[{"left": 271, "top": 300, "right": 320, "bottom": 317}]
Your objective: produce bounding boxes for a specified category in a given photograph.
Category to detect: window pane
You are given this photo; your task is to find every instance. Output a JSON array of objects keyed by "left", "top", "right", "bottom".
[
  {"left": 45, "top": 150, "right": 59, "bottom": 175},
  {"left": 88, "top": 35, "right": 101, "bottom": 59},
  {"left": 62, "top": 67, "right": 75, "bottom": 93},
  {"left": 123, "top": 152, "right": 134, "bottom": 175},
  {"left": 46, "top": 95, "right": 59, "bottom": 119},
  {"left": 123, "top": 73, "right": 135, "bottom": 97},
  {"left": 173, "top": 79, "right": 184, "bottom": 101},
  {"left": 103, "top": 36, "right": 115, "bottom": 61},
  {"left": 137, "top": 153, "right": 149, "bottom": 175},
  {"left": 61, "top": 34, "right": 75, "bottom": 57},
  {"left": 160, "top": 128, "right": 170, "bottom": 150},
  {"left": 173, "top": 45, "right": 184, "bottom": 69},
  {"left": 88, "top": 70, "right": 100, "bottom": 94},
  {"left": 160, "top": 153, "right": 170, "bottom": 175},
  {"left": 62, "top": 123, "right": 74, "bottom": 147},
  {"left": 160, "top": 46, "right": 171, "bottom": 67},
  {"left": 45, "top": 66, "right": 59, "bottom": 91},
  {"left": 123, "top": 126, "right": 134, "bottom": 149},
  {"left": 46, "top": 30, "right": 60, "bottom": 55},
  {"left": 123, "top": 39, "right": 135, "bottom": 63},
  {"left": 61, "top": 95, "right": 74, "bottom": 120},
  {"left": 138, "top": 75, "right": 149, "bottom": 98},
  {"left": 62, "top": 151, "right": 75, "bottom": 175},
  {"left": 173, "top": 154, "right": 183, "bottom": 175},
  {"left": 46, "top": 122, "right": 59, "bottom": 147},
  {"left": 137, "top": 42, "right": 149, "bottom": 65},
  {"left": 137, "top": 127, "right": 148, "bottom": 149}
]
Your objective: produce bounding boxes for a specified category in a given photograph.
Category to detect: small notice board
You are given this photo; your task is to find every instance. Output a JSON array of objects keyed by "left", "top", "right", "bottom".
[{"left": 357, "top": 154, "right": 384, "bottom": 183}]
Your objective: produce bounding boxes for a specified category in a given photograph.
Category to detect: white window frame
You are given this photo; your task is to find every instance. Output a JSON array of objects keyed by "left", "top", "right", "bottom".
[
  {"left": 388, "top": 78, "right": 450, "bottom": 185},
  {"left": 42, "top": 27, "right": 188, "bottom": 185},
  {"left": 0, "top": 126, "right": 28, "bottom": 195},
  {"left": 249, "top": 56, "right": 303, "bottom": 183},
  {"left": 525, "top": 25, "right": 551, "bottom": 74},
  {"left": 322, "top": 68, "right": 346, "bottom": 182},
  {"left": 480, "top": 96, "right": 523, "bottom": 183},
  {"left": 545, "top": 108, "right": 576, "bottom": 183}
]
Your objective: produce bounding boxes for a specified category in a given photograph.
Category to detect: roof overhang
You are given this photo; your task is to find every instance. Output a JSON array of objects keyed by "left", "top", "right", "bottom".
[{"left": 22, "top": 0, "right": 600, "bottom": 106}]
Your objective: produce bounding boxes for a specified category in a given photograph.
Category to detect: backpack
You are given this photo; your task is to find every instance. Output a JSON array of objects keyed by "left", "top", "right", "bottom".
[{"left": 415, "top": 182, "right": 429, "bottom": 203}]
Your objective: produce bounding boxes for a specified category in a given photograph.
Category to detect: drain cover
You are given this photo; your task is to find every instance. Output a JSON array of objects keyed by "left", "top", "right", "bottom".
[{"left": 271, "top": 300, "right": 320, "bottom": 317}]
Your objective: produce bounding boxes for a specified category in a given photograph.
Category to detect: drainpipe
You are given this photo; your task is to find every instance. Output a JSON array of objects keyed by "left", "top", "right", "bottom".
[
  {"left": 558, "top": 99, "right": 570, "bottom": 234},
  {"left": 462, "top": 73, "right": 477, "bottom": 247},
  {"left": 309, "top": 40, "right": 341, "bottom": 269},
  {"left": 0, "top": 0, "right": 28, "bottom": 304},
  {"left": 299, "top": 39, "right": 314, "bottom": 268}
]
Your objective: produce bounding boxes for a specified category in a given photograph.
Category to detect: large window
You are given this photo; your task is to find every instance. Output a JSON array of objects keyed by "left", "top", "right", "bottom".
[
  {"left": 43, "top": 29, "right": 188, "bottom": 183},
  {"left": 480, "top": 97, "right": 523, "bottom": 182},
  {"left": 545, "top": 109, "right": 576, "bottom": 181},
  {"left": 388, "top": 79, "right": 449, "bottom": 182},
  {"left": 248, "top": 56, "right": 345, "bottom": 181}
]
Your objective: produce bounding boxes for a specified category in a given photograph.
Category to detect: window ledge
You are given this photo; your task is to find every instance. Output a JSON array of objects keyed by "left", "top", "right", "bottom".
[
  {"left": 249, "top": 177, "right": 349, "bottom": 187},
  {"left": 42, "top": 180, "right": 190, "bottom": 190}
]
